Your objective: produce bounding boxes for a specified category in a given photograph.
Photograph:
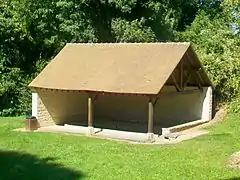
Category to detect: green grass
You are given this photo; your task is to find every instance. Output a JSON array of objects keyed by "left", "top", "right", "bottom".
[{"left": 0, "top": 114, "right": 240, "bottom": 180}]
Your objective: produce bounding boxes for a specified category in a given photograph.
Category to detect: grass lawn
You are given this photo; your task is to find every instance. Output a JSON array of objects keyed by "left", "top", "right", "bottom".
[{"left": 0, "top": 113, "right": 240, "bottom": 180}]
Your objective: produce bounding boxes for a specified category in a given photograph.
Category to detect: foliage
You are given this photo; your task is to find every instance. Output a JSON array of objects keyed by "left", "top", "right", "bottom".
[
  {"left": 179, "top": 10, "right": 240, "bottom": 102},
  {"left": 0, "top": 0, "right": 240, "bottom": 115},
  {"left": 0, "top": 0, "right": 200, "bottom": 115},
  {"left": 0, "top": 66, "right": 31, "bottom": 116},
  {"left": 111, "top": 18, "right": 156, "bottom": 42},
  {"left": 229, "top": 96, "right": 240, "bottom": 113}
]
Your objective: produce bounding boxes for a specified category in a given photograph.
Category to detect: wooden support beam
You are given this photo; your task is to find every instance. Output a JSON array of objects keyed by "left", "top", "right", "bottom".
[
  {"left": 183, "top": 73, "right": 192, "bottom": 89},
  {"left": 153, "top": 95, "right": 159, "bottom": 106},
  {"left": 196, "top": 70, "right": 204, "bottom": 85},
  {"left": 88, "top": 96, "right": 93, "bottom": 127},
  {"left": 185, "top": 52, "right": 198, "bottom": 69},
  {"left": 189, "top": 48, "right": 214, "bottom": 87},
  {"left": 185, "top": 52, "right": 205, "bottom": 89},
  {"left": 148, "top": 98, "right": 154, "bottom": 134},
  {"left": 192, "top": 71, "right": 203, "bottom": 90},
  {"left": 92, "top": 93, "right": 99, "bottom": 104},
  {"left": 171, "top": 74, "right": 181, "bottom": 92},
  {"left": 159, "top": 89, "right": 201, "bottom": 96},
  {"left": 180, "top": 60, "right": 184, "bottom": 90}
]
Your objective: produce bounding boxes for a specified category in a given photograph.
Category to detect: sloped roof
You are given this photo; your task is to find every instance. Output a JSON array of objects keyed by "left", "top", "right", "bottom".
[{"left": 29, "top": 42, "right": 212, "bottom": 94}]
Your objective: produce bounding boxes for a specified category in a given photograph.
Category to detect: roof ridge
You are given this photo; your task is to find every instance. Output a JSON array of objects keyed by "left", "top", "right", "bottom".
[{"left": 66, "top": 42, "right": 191, "bottom": 46}]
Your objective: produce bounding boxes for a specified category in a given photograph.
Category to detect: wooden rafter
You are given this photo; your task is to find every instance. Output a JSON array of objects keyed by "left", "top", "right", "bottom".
[
  {"left": 182, "top": 63, "right": 203, "bottom": 90},
  {"left": 171, "top": 74, "right": 181, "bottom": 92},
  {"left": 153, "top": 95, "right": 159, "bottom": 106},
  {"left": 186, "top": 52, "right": 197, "bottom": 69},
  {"left": 183, "top": 73, "right": 192, "bottom": 89},
  {"left": 92, "top": 93, "right": 99, "bottom": 103},
  {"left": 190, "top": 47, "right": 214, "bottom": 88},
  {"left": 185, "top": 53, "right": 205, "bottom": 88},
  {"left": 192, "top": 71, "right": 203, "bottom": 90},
  {"left": 196, "top": 70, "right": 204, "bottom": 85},
  {"left": 167, "top": 53, "right": 206, "bottom": 91}
]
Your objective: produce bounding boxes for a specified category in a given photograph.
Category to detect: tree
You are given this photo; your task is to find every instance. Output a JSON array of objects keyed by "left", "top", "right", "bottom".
[
  {"left": 179, "top": 11, "right": 240, "bottom": 101},
  {"left": 1, "top": 0, "right": 239, "bottom": 115}
]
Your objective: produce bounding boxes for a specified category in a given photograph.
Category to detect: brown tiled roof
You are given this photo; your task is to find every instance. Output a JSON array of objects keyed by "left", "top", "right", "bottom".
[{"left": 29, "top": 42, "right": 212, "bottom": 94}]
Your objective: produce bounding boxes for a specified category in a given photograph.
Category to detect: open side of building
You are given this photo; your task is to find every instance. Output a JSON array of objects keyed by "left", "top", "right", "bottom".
[{"left": 29, "top": 42, "right": 214, "bottom": 141}]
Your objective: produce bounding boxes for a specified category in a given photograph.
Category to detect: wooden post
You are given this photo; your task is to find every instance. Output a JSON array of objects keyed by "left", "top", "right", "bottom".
[
  {"left": 147, "top": 98, "right": 154, "bottom": 141},
  {"left": 88, "top": 96, "right": 92, "bottom": 126},
  {"left": 88, "top": 95, "right": 94, "bottom": 134}
]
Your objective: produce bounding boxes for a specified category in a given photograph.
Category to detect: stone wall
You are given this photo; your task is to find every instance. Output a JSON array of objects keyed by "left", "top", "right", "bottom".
[
  {"left": 37, "top": 95, "right": 55, "bottom": 126},
  {"left": 35, "top": 88, "right": 88, "bottom": 126}
]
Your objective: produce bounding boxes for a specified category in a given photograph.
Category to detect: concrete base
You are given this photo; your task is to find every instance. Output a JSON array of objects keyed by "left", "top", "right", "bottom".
[
  {"left": 35, "top": 124, "right": 210, "bottom": 144},
  {"left": 38, "top": 125, "right": 158, "bottom": 142},
  {"left": 161, "top": 119, "right": 209, "bottom": 135},
  {"left": 87, "top": 126, "right": 94, "bottom": 135},
  {"left": 147, "top": 133, "right": 154, "bottom": 141}
]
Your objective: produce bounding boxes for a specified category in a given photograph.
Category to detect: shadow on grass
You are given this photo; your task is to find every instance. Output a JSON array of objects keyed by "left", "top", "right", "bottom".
[
  {"left": 0, "top": 150, "right": 84, "bottom": 180},
  {"left": 220, "top": 178, "right": 240, "bottom": 180}
]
